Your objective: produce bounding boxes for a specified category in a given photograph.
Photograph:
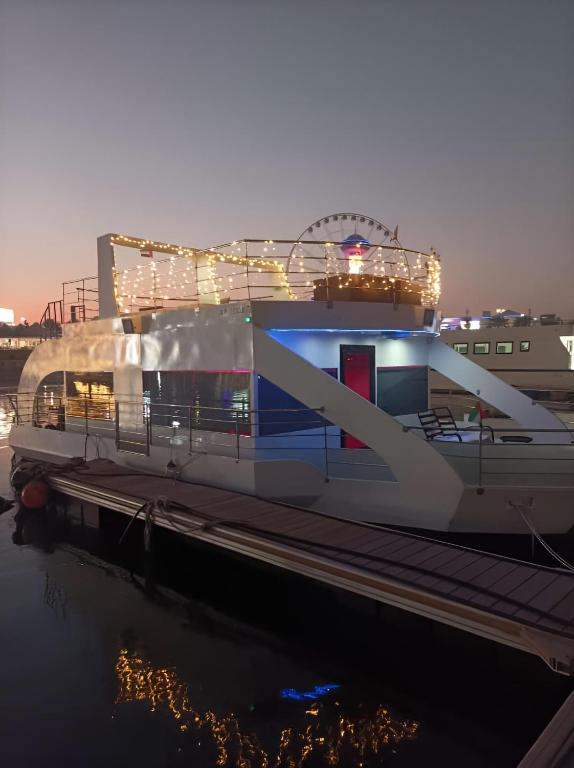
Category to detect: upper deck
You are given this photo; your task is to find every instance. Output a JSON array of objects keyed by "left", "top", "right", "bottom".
[{"left": 54, "top": 228, "right": 441, "bottom": 328}]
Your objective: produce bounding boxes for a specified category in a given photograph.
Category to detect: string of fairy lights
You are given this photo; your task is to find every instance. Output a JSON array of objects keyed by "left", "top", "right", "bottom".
[{"left": 110, "top": 234, "right": 441, "bottom": 315}]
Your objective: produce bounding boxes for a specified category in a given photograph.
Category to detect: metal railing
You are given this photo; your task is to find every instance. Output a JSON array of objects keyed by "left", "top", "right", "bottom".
[
  {"left": 4, "top": 392, "right": 574, "bottom": 486},
  {"left": 35, "top": 277, "right": 99, "bottom": 341},
  {"left": 431, "top": 390, "right": 574, "bottom": 419},
  {"left": 62, "top": 276, "right": 99, "bottom": 324},
  {"left": 404, "top": 421, "right": 574, "bottom": 488},
  {"left": 110, "top": 236, "right": 441, "bottom": 312},
  {"left": 39, "top": 300, "right": 63, "bottom": 339}
]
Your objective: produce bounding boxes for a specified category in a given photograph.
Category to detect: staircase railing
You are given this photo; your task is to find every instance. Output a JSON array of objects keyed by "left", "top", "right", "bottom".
[{"left": 39, "top": 300, "right": 63, "bottom": 339}]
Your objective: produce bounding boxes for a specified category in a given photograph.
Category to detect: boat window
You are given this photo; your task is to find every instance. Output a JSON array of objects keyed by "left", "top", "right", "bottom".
[
  {"left": 257, "top": 370, "right": 336, "bottom": 436},
  {"left": 473, "top": 342, "right": 490, "bottom": 355},
  {"left": 143, "top": 370, "right": 251, "bottom": 434},
  {"left": 496, "top": 341, "right": 513, "bottom": 354},
  {"left": 377, "top": 366, "right": 428, "bottom": 416},
  {"left": 33, "top": 372, "right": 65, "bottom": 427},
  {"left": 520, "top": 341, "right": 530, "bottom": 352},
  {"left": 453, "top": 343, "right": 468, "bottom": 354},
  {"left": 66, "top": 371, "right": 114, "bottom": 419}
]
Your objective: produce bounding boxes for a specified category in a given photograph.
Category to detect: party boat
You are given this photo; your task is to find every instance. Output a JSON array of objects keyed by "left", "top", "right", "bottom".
[{"left": 8, "top": 213, "right": 574, "bottom": 537}]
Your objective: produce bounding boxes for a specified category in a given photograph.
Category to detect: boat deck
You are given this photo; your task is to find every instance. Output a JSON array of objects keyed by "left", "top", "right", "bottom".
[{"left": 49, "top": 458, "right": 574, "bottom": 675}]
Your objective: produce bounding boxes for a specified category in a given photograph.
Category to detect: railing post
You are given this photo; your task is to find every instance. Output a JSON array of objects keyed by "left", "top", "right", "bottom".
[
  {"left": 57, "top": 400, "right": 65, "bottom": 431},
  {"left": 188, "top": 405, "right": 193, "bottom": 455},
  {"left": 477, "top": 419, "right": 483, "bottom": 491},
  {"left": 114, "top": 401, "right": 120, "bottom": 448},
  {"left": 145, "top": 404, "right": 150, "bottom": 456},
  {"left": 245, "top": 241, "right": 251, "bottom": 301},
  {"left": 323, "top": 420, "right": 330, "bottom": 482},
  {"left": 235, "top": 420, "right": 240, "bottom": 462},
  {"left": 13, "top": 396, "right": 20, "bottom": 426},
  {"left": 84, "top": 397, "right": 89, "bottom": 435}
]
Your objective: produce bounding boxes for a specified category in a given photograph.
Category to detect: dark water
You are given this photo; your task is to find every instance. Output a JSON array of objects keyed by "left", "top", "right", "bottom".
[{"left": 0, "top": 445, "right": 572, "bottom": 768}]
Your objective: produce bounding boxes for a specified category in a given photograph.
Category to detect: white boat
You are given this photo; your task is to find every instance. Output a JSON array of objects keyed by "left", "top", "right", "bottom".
[
  {"left": 432, "top": 316, "right": 574, "bottom": 421},
  {"left": 8, "top": 214, "right": 574, "bottom": 537}
]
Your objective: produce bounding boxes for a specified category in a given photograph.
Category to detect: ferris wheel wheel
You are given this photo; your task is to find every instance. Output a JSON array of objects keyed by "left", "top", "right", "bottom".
[
  {"left": 294, "top": 212, "right": 399, "bottom": 250},
  {"left": 287, "top": 212, "right": 405, "bottom": 287}
]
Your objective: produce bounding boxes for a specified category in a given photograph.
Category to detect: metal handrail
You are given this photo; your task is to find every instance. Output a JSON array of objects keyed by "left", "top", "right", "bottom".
[
  {"left": 6, "top": 391, "right": 574, "bottom": 434},
  {"left": 6, "top": 391, "right": 574, "bottom": 436},
  {"left": 4, "top": 391, "right": 574, "bottom": 487}
]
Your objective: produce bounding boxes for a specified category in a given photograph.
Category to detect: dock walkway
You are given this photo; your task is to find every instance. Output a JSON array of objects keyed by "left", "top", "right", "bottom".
[{"left": 49, "top": 458, "right": 574, "bottom": 675}]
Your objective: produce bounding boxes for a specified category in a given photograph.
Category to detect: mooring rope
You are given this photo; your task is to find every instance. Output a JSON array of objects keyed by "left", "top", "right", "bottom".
[{"left": 509, "top": 501, "right": 574, "bottom": 572}]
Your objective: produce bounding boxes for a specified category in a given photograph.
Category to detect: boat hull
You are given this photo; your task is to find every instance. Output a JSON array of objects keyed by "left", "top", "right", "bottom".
[{"left": 9, "top": 424, "right": 574, "bottom": 537}]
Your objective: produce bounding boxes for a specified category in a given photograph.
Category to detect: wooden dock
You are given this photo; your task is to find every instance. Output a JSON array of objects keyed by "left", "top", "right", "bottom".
[
  {"left": 517, "top": 690, "right": 574, "bottom": 767},
  {"left": 48, "top": 458, "right": 574, "bottom": 675}
]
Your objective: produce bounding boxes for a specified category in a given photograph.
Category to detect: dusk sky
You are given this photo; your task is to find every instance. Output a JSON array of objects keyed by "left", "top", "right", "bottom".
[{"left": 1, "top": 0, "right": 572, "bottom": 322}]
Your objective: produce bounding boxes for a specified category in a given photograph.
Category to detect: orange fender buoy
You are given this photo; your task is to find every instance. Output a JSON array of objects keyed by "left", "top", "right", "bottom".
[{"left": 21, "top": 479, "right": 50, "bottom": 510}]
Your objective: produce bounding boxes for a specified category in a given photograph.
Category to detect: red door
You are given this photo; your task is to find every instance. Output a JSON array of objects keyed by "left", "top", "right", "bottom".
[{"left": 340, "top": 345, "right": 375, "bottom": 448}]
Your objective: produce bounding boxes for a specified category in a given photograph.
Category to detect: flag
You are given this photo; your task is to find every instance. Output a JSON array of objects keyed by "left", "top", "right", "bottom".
[{"left": 468, "top": 401, "right": 488, "bottom": 422}]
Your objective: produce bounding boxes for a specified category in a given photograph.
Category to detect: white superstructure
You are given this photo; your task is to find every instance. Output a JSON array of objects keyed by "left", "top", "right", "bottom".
[{"left": 8, "top": 219, "right": 574, "bottom": 536}]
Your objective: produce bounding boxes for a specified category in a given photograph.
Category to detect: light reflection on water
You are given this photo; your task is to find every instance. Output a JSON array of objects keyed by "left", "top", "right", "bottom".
[
  {"left": 114, "top": 648, "right": 419, "bottom": 767},
  {"left": 0, "top": 396, "right": 14, "bottom": 439}
]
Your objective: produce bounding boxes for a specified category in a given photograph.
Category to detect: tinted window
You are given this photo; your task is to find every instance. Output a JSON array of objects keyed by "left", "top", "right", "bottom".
[
  {"left": 34, "top": 371, "right": 65, "bottom": 427},
  {"left": 66, "top": 371, "right": 113, "bottom": 419},
  {"left": 143, "top": 370, "right": 251, "bottom": 434},
  {"left": 473, "top": 342, "right": 490, "bottom": 354},
  {"left": 377, "top": 367, "right": 428, "bottom": 416},
  {"left": 257, "top": 370, "right": 336, "bottom": 436},
  {"left": 36, "top": 371, "right": 64, "bottom": 398}
]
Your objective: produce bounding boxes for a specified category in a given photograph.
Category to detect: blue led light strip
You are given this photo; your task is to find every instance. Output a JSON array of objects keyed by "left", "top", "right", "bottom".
[{"left": 268, "top": 328, "right": 438, "bottom": 337}]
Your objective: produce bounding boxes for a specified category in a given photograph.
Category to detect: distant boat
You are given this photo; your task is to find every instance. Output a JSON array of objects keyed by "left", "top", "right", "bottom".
[{"left": 432, "top": 318, "right": 574, "bottom": 418}]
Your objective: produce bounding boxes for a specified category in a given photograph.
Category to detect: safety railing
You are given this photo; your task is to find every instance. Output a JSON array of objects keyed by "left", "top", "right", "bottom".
[
  {"left": 110, "top": 236, "right": 442, "bottom": 312},
  {"left": 404, "top": 422, "right": 574, "bottom": 488},
  {"left": 4, "top": 392, "right": 114, "bottom": 433},
  {"left": 431, "top": 390, "right": 574, "bottom": 419},
  {"left": 62, "top": 276, "right": 99, "bottom": 323},
  {"left": 4, "top": 392, "right": 574, "bottom": 486}
]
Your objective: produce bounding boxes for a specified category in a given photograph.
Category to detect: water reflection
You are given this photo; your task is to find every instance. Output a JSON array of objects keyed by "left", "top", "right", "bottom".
[
  {"left": 114, "top": 649, "right": 419, "bottom": 767},
  {"left": 280, "top": 685, "right": 340, "bottom": 701},
  {"left": 43, "top": 572, "right": 68, "bottom": 619},
  {"left": 0, "top": 396, "right": 14, "bottom": 438}
]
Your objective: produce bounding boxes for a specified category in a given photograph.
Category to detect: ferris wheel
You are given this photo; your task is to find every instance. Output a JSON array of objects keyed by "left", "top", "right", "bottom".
[{"left": 287, "top": 212, "right": 407, "bottom": 287}]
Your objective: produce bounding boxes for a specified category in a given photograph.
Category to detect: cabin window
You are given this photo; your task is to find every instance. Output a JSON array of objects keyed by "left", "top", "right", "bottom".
[
  {"left": 473, "top": 342, "right": 490, "bottom": 355},
  {"left": 453, "top": 343, "right": 468, "bottom": 354},
  {"left": 66, "top": 371, "right": 114, "bottom": 419},
  {"left": 377, "top": 367, "right": 428, "bottom": 416},
  {"left": 496, "top": 341, "right": 513, "bottom": 354},
  {"left": 520, "top": 341, "right": 530, "bottom": 352},
  {"left": 142, "top": 370, "right": 251, "bottom": 434},
  {"left": 257, "top": 370, "right": 336, "bottom": 436},
  {"left": 33, "top": 372, "right": 65, "bottom": 427}
]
